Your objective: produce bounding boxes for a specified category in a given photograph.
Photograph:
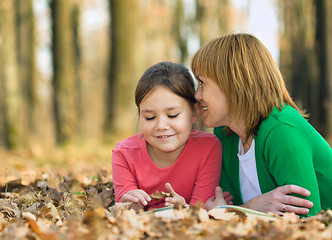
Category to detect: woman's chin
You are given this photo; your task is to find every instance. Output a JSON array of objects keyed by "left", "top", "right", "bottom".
[{"left": 202, "top": 120, "right": 214, "bottom": 128}]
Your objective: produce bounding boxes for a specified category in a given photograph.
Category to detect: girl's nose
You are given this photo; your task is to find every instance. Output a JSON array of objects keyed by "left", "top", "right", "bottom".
[{"left": 156, "top": 117, "right": 169, "bottom": 130}]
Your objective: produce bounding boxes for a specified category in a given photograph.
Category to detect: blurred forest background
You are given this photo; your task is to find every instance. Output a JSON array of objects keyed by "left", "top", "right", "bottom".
[{"left": 0, "top": 0, "right": 331, "bottom": 157}]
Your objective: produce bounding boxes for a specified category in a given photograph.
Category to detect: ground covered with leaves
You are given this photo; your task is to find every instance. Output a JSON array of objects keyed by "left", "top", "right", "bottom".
[{"left": 0, "top": 147, "right": 331, "bottom": 239}]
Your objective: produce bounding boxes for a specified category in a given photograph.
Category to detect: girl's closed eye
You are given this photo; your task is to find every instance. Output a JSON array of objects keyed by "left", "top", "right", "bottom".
[
  {"left": 168, "top": 113, "right": 179, "bottom": 118},
  {"left": 145, "top": 116, "right": 156, "bottom": 121}
]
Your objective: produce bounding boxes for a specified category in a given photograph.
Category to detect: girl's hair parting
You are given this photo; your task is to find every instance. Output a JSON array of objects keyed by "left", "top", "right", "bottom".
[{"left": 135, "top": 61, "right": 197, "bottom": 110}]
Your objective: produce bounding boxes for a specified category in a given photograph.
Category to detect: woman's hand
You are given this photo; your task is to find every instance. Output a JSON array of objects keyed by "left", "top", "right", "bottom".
[
  {"left": 205, "top": 186, "right": 229, "bottom": 211},
  {"left": 223, "top": 190, "right": 233, "bottom": 205},
  {"left": 120, "top": 189, "right": 152, "bottom": 211},
  {"left": 164, "top": 182, "right": 186, "bottom": 207},
  {"left": 242, "top": 185, "right": 313, "bottom": 215}
]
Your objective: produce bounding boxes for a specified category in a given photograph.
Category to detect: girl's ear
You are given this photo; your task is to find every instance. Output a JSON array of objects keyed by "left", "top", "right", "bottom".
[{"left": 192, "top": 103, "right": 200, "bottom": 124}]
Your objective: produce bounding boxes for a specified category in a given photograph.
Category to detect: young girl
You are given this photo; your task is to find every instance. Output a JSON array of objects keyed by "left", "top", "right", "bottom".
[{"left": 112, "top": 61, "right": 225, "bottom": 211}]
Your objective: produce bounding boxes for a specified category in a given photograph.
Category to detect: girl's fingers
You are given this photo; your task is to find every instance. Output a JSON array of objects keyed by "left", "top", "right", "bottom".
[
  {"left": 165, "top": 182, "right": 177, "bottom": 195},
  {"left": 165, "top": 202, "right": 174, "bottom": 207},
  {"left": 165, "top": 183, "right": 186, "bottom": 205},
  {"left": 165, "top": 197, "right": 176, "bottom": 204},
  {"left": 137, "top": 189, "right": 151, "bottom": 202},
  {"left": 121, "top": 194, "right": 139, "bottom": 203},
  {"left": 122, "top": 189, "right": 151, "bottom": 206},
  {"left": 133, "top": 190, "right": 150, "bottom": 206}
]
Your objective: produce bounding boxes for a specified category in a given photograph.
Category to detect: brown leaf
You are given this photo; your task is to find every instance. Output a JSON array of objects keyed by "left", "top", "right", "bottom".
[
  {"left": 86, "top": 187, "right": 103, "bottom": 209},
  {"left": 98, "top": 184, "right": 115, "bottom": 209},
  {"left": 59, "top": 175, "right": 72, "bottom": 193},
  {"left": 226, "top": 207, "right": 247, "bottom": 222},
  {"left": 28, "top": 218, "right": 57, "bottom": 240},
  {"left": 45, "top": 186, "right": 63, "bottom": 203},
  {"left": 0, "top": 200, "right": 21, "bottom": 222},
  {"left": 40, "top": 202, "right": 63, "bottom": 225},
  {"left": 150, "top": 191, "right": 172, "bottom": 201}
]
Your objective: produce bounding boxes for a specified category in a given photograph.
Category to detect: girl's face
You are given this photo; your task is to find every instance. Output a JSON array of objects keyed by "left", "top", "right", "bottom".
[
  {"left": 139, "top": 85, "right": 195, "bottom": 158},
  {"left": 195, "top": 75, "right": 230, "bottom": 128}
]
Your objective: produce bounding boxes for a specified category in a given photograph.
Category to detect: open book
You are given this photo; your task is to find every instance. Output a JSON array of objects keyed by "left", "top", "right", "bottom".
[{"left": 152, "top": 205, "right": 277, "bottom": 222}]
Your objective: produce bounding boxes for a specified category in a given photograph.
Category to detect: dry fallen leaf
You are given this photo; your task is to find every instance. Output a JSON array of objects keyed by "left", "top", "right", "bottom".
[
  {"left": 0, "top": 169, "right": 331, "bottom": 239},
  {"left": 149, "top": 190, "right": 173, "bottom": 201}
]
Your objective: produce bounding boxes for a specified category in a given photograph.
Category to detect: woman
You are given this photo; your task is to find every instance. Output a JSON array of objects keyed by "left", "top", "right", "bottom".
[{"left": 191, "top": 33, "right": 332, "bottom": 216}]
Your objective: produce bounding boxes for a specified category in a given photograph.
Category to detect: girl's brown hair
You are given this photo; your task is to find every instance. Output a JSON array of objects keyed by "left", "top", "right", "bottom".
[
  {"left": 191, "top": 33, "right": 305, "bottom": 136},
  {"left": 135, "top": 61, "right": 197, "bottom": 110}
]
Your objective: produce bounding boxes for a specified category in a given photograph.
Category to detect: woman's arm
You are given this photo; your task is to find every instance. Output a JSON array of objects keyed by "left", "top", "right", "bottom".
[{"left": 261, "top": 124, "right": 319, "bottom": 216}]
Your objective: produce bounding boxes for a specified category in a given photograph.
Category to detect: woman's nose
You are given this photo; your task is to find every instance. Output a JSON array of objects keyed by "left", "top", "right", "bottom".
[{"left": 195, "top": 85, "right": 202, "bottom": 101}]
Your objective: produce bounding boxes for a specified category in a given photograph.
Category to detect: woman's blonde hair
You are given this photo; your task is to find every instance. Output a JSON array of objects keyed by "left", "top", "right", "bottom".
[{"left": 191, "top": 33, "right": 305, "bottom": 136}]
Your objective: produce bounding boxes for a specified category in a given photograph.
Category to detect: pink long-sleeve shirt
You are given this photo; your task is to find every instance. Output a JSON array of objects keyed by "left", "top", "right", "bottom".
[{"left": 112, "top": 129, "right": 222, "bottom": 210}]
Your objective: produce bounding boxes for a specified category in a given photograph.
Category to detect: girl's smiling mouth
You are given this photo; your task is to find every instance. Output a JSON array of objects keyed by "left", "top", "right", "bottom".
[{"left": 157, "top": 134, "right": 174, "bottom": 139}]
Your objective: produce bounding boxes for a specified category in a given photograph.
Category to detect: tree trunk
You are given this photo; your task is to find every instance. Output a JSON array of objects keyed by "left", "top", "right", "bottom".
[
  {"left": 50, "top": 0, "right": 77, "bottom": 144},
  {"left": 15, "top": 0, "right": 38, "bottom": 145},
  {"left": 0, "top": 0, "right": 25, "bottom": 148},
  {"left": 316, "top": 0, "right": 332, "bottom": 143},
  {"left": 278, "top": 0, "right": 320, "bottom": 131},
  {"left": 196, "top": 0, "right": 230, "bottom": 45},
  {"left": 175, "top": 0, "right": 188, "bottom": 64},
  {"left": 326, "top": 0, "right": 332, "bottom": 144},
  {"left": 105, "top": 0, "right": 144, "bottom": 138}
]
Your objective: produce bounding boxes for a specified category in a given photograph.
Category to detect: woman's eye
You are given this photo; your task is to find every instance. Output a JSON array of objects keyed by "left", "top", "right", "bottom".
[
  {"left": 168, "top": 114, "right": 179, "bottom": 118},
  {"left": 198, "top": 79, "right": 204, "bottom": 86},
  {"left": 145, "top": 116, "right": 155, "bottom": 121}
]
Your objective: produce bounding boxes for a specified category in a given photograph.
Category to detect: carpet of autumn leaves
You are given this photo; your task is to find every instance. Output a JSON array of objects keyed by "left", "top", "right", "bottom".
[{"left": 0, "top": 146, "right": 331, "bottom": 239}]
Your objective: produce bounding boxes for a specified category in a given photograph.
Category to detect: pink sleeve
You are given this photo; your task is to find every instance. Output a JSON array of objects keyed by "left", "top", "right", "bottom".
[
  {"left": 112, "top": 148, "right": 138, "bottom": 202},
  {"left": 189, "top": 139, "right": 222, "bottom": 204}
]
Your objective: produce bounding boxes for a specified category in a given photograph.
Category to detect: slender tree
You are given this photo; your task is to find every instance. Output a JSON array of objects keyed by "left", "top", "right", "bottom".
[
  {"left": 316, "top": 0, "right": 332, "bottom": 142},
  {"left": 175, "top": 0, "right": 188, "bottom": 63},
  {"left": 196, "top": 0, "right": 230, "bottom": 45},
  {"left": 0, "top": 0, "right": 25, "bottom": 148},
  {"left": 15, "top": 0, "right": 37, "bottom": 143},
  {"left": 278, "top": 0, "right": 320, "bottom": 130},
  {"left": 105, "top": 0, "right": 145, "bottom": 138},
  {"left": 327, "top": 0, "right": 332, "bottom": 143},
  {"left": 50, "top": 0, "right": 77, "bottom": 144}
]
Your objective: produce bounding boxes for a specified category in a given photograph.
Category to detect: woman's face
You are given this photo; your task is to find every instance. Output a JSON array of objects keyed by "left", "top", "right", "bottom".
[{"left": 195, "top": 75, "right": 230, "bottom": 128}]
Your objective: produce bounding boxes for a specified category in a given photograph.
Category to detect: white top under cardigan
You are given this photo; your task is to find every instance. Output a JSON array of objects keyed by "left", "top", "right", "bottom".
[{"left": 238, "top": 138, "right": 262, "bottom": 203}]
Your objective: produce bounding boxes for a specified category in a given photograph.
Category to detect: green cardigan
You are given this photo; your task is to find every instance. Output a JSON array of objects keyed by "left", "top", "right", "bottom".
[{"left": 214, "top": 105, "right": 332, "bottom": 216}]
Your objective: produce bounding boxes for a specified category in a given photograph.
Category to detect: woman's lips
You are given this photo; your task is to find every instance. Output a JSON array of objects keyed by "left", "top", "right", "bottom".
[{"left": 202, "top": 106, "right": 208, "bottom": 114}]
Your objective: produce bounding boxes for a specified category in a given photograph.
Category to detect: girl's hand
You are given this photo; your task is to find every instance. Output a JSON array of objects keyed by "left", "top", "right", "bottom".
[
  {"left": 243, "top": 185, "right": 313, "bottom": 215},
  {"left": 120, "top": 189, "right": 152, "bottom": 207},
  {"left": 205, "top": 186, "right": 227, "bottom": 211},
  {"left": 164, "top": 182, "right": 186, "bottom": 207}
]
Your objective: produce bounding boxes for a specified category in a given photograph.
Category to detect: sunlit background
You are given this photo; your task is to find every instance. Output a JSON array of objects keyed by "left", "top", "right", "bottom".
[{"left": 0, "top": 0, "right": 331, "bottom": 154}]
